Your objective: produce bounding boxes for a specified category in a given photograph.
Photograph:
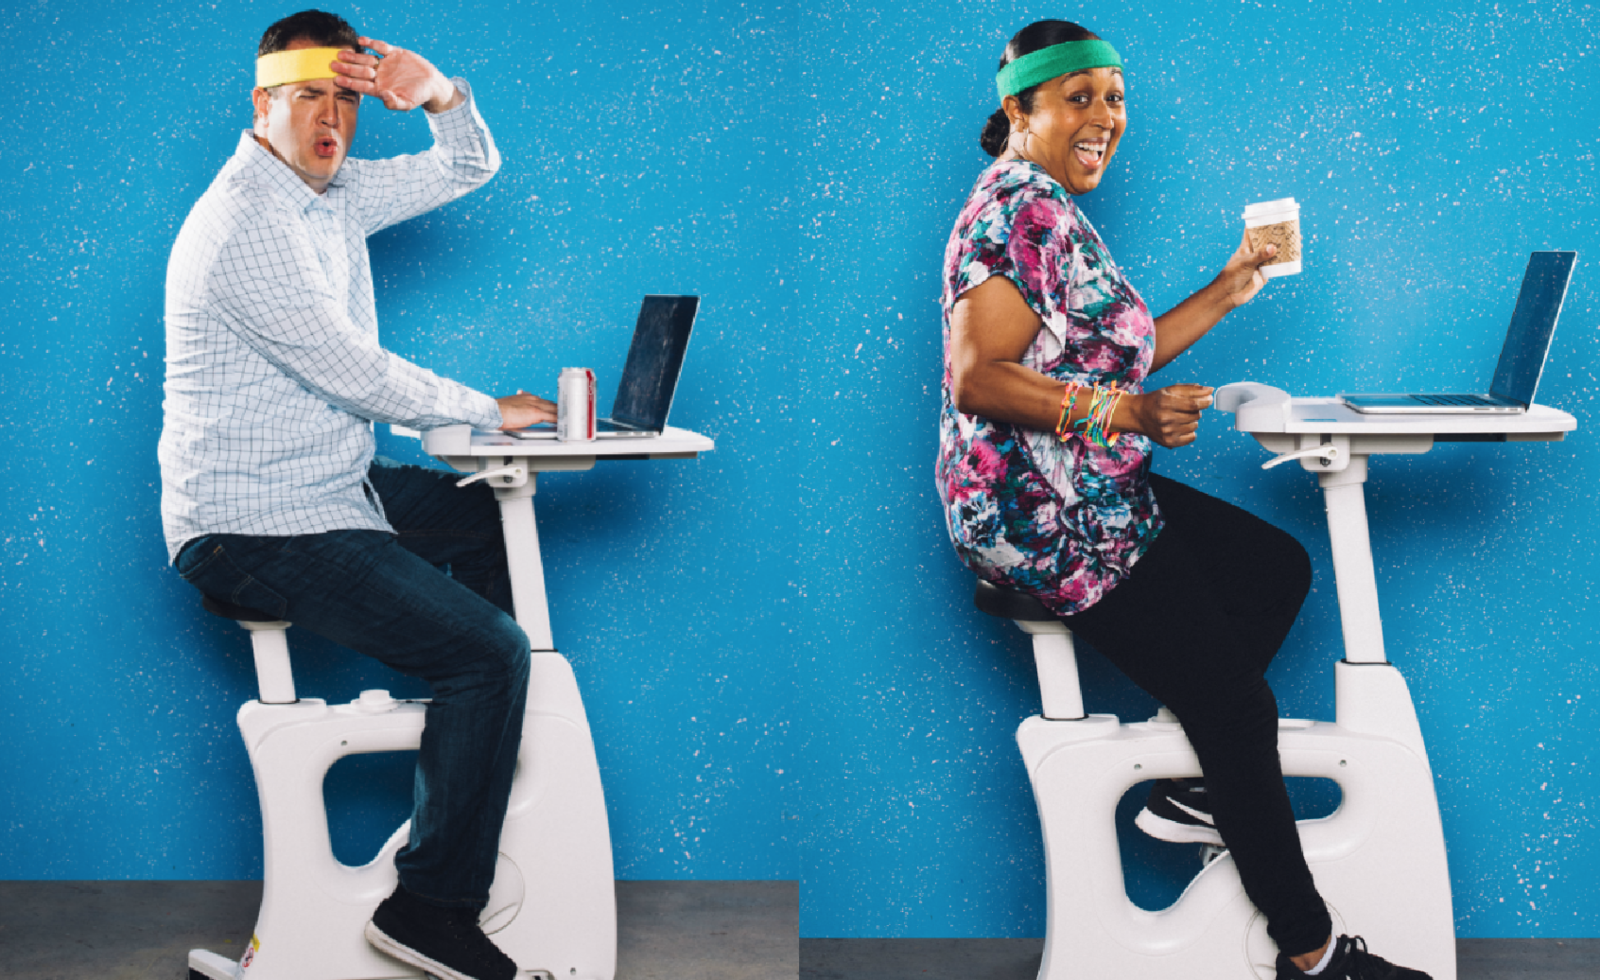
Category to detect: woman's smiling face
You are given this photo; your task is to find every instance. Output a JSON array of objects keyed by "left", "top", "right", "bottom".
[{"left": 1005, "top": 67, "right": 1125, "bottom": 195}]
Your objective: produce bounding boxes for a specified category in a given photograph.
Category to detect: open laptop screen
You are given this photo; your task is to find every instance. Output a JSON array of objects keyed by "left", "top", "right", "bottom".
[
  {"left": 611, "top": 295, "right": 699, "bottom": 430},
  {"left": 1489, "top": 251, "right": 1576, "bottom": 405}
]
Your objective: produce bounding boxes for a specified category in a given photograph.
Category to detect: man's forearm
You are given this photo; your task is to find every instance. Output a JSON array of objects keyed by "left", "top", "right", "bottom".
[
  {"left": 422, "top": 78, "right": 466, "bottom": 114},
  {"left": 346, "top": 78, "right": 500, "bottom": 235}
]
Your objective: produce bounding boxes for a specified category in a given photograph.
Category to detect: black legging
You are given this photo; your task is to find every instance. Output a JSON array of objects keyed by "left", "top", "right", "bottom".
[{"left": 1059, "top": 473, "right": 1332, "bottom": 957}]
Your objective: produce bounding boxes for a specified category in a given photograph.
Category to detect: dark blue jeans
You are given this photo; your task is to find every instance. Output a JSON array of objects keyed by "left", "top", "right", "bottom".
[{"left": 176, "top": 459, "right": 530, "bottom": 910}]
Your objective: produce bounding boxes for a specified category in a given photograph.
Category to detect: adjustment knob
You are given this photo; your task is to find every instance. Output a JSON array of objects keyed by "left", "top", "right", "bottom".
[{"left": 353, "top": 689, "right": 397, "bottom": 713}]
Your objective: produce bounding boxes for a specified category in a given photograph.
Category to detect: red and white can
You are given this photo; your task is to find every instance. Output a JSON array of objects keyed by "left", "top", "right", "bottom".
[{"left": 556, "top": 367, "right": 596, "bottom": 442}]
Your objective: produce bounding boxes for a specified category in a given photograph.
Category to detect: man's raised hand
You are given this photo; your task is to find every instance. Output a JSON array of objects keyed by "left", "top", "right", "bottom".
[{"left": 332, "top": 37, "right": 464, "bottom": 113}]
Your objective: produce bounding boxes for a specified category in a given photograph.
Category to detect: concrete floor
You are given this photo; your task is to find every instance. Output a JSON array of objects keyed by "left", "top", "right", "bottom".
[
  {"left": 0, "top": 880, "right": 796, "bottom": 980},
  {"left": 799, "top": 937, "right": 1600, "bottom": 980},
  {"left": 5, "top": 881, "right": 1595, "bottom": 980}
]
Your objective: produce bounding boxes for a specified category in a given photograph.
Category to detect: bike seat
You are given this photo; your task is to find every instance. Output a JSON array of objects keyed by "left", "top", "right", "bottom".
[
  {"left": 973, "top": 579, "right": 1057, "bottom": 623},
  {"left": 201, "top": 594, "right": 282, "bottom": 624}
]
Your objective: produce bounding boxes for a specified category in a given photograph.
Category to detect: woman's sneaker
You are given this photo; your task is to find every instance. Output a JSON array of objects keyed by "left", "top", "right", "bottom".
[
  {"left": 1276, "top": 935, "right": 1433, "bottom": 979},
  {"left": 365, "top": 885, "right": 517, "bottom": 980},
  {"left": 1134, "top": 777, "right": 1224, "bottom": 845}
]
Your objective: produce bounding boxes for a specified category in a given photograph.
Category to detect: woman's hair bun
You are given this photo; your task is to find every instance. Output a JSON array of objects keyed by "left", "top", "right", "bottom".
[{"left": 979, "top": 109, "right": 1010, "bottom": 158}]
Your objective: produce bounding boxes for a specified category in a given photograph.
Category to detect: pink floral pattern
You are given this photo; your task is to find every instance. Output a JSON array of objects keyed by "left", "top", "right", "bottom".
[{"left": 937, "top": 160, "right": 1162, "bottom": 615}]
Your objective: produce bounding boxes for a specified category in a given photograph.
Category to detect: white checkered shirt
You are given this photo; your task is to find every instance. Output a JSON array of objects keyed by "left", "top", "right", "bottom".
[{"left": 160, "top": 80, "right": 503, "bottom": 561}]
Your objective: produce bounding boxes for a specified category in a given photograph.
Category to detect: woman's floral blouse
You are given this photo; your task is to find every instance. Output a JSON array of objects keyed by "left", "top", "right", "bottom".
[{"left": 937, "top": 159, "right": 1163, "bottom": 615}]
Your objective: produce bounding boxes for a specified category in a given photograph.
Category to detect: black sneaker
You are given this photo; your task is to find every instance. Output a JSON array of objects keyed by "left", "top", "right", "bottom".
[
  {"left": 1134, "top": 777, "right": 1224, "bottom": 845},
  {"left": 1276, "top": 935, "right": 1433, "bottom": 979},
  {"left": 365, "top": 885, "right": 516, "bottom": 980}
]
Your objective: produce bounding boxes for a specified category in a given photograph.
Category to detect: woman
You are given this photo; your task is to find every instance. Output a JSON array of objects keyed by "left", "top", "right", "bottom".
[{"left": 936, "top": 20, "right": 1429, "bottom": 980}]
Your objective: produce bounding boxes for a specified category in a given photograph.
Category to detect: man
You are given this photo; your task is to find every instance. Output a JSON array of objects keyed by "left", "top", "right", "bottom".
[{"left": 161, "top": 11, "right": 546, "bottom": 980}]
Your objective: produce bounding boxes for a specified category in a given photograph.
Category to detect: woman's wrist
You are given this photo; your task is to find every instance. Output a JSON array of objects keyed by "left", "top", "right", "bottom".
[
  {"left": 1200, "top": 274, "right": 1241, "bottom": 315},
  {"left": 1110, "top": 391, "right": 1145, "bottom": 435},
  {"left": 1051, "top": 382, "right": 1137, "bottom": 444}
]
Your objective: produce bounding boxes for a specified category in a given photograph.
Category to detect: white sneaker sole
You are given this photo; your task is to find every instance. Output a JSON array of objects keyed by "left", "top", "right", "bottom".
[
  {"left": 1135, "top": 806, "right": 1225, "bottom": 845},
  {"left": 365, "top": 919, "right": 475, "bottom": 980}
]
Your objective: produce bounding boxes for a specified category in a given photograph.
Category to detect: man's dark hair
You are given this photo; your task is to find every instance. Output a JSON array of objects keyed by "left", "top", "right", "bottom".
[
  {"left": 980, "top": 20, "right": 1102, "bottom": 157},
  {"left": 257, "top": 9, "right": 363, "bottom": 58}
]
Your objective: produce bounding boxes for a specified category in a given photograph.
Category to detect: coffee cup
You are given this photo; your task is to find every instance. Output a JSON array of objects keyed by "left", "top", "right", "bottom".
[{"left": 1242, "top": 197, "right": 1302, "bottom": 278}]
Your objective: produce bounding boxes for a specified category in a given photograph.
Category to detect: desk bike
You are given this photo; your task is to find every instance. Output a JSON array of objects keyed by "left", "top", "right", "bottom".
[
  {"left": 189, "top": 425, "right": 714, "bottom": 980},
  {"left": 981, "top": 384, "right": 1573, "bottom": 980}
]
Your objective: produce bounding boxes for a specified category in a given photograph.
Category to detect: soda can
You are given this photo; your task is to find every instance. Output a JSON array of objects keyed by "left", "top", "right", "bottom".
[{"left": 556, "top": 367, "right": 596, "bottom": 442}]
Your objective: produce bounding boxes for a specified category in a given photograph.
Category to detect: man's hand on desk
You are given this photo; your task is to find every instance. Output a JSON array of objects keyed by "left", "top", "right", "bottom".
[
  {"left": 497, "top": 391, "right": 557, "bottom": 430},
  {"left": 332, "top": 37, "right": 464, "bottom": 113}
]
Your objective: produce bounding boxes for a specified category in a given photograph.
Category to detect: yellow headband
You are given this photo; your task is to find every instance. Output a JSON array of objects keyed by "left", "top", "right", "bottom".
[{"left": 255, "top": 47, "right": 344, "bottom": 88}]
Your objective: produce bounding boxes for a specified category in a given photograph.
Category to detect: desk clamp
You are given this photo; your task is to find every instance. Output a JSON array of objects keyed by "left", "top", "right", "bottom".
[
  {"left": 1263, "top": 441, "right": 1341, "bottom": 470},
  {"left": 456, "top": 460, "right": 529, "bottom": 488}
]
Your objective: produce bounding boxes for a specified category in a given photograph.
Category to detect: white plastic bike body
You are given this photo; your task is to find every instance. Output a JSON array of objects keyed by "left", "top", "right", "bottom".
[
  {"left": 1018, "top": 385, "right": 1573, "bottom": 980},
  {"left": 188, "top": 425, "right": 714, "bottom": 980}
]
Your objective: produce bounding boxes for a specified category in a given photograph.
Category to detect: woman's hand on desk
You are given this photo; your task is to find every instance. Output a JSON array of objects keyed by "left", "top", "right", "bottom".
[
  {"left": 496, "top": 390, "right": 557, "bottom": 430},
  {"left": 1119, "top": 384, "right": 1213, "bottom": 449}
]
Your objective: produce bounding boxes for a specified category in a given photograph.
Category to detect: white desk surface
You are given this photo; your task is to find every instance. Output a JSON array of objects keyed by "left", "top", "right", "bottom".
[
  {"left": 415, "top": 423, "right": 714, "bottom": 459},
  {"left": 1229, "top": 393, "right": 1575, "bottom": 440}
]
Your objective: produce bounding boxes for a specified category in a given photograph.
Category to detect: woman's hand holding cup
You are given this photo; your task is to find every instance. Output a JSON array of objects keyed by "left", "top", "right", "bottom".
[
  {"left": 1211, "top": 231, "right": 1280, "bottom": 311},
  {"left": 1128, "top": 384, "right": 1213, "bottom": 448}
]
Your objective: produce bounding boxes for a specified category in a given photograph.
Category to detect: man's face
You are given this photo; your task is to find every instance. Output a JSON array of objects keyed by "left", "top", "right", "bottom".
[{"left": 251, "top": 38, "right": 360, "bottom": 194}]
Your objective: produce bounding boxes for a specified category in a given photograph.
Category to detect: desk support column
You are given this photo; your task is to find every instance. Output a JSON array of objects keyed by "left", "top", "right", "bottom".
[
  {"left": 1319, "top": 457, "right": 1387, "bottom": 665},
  {"left": 495, "top": 478, "right": 556, "bottom": 652}
]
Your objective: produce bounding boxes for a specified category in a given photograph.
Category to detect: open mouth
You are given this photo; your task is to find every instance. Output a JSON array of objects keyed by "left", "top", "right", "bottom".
[
  {"left": 1074, "top": 140, "right": 1108, "bottom": 169},
  {"left": 314, "top": 137, "right": 340, "bottom": 158}
]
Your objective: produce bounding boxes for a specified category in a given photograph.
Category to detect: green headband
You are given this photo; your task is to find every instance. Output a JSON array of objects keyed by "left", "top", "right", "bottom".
[{"left": 995, "top": 39, "right": 1123, "bottom": 100}]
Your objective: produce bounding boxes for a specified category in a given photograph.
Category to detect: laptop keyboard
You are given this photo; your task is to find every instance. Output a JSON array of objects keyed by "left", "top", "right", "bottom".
[{"left": 1412, "top": 394, "right": 1501, "bottom": 406}]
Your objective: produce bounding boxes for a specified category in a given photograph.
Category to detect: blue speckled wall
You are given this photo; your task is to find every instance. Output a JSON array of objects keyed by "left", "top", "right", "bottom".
[{"left": 2, "top": 0, "right": 1597, "bottom": 944}]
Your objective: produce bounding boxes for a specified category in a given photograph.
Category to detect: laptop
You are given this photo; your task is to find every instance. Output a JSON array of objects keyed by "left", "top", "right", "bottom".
[
  {"left": 1340, "top": 252, "right": 1576, "bottom": 415},
  {"left": 511, "top": 294, "right": 699, "bottom": 439}
]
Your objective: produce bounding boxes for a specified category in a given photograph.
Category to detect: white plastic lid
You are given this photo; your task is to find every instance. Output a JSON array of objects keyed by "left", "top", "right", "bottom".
[{"left": 1242, "top": 197, "right": 1298, "bottom": 220}]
